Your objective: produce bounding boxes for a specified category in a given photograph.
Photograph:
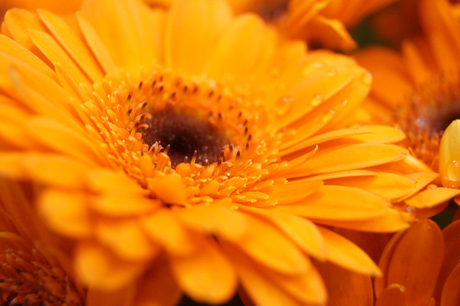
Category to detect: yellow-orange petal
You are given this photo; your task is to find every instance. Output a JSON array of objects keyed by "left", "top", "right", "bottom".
[
  {"left": 317, "top": 226, "right": 381, "bottom": 276},
  {"left": 312, "top": 208, "right": 409, "bottom": 233},
  {"left": 38, "top": 189, "right": 91, "bottom": 238},
  {"left": 231, "top": 214, "right": 308, "bottom": 275},
  {"left": 439, "top": 120, "right": 460, "bottom": 188},
  {"left": 95, "top": 219, "right": 159, "bottom": 261},
  {"left": 150, "top": 173, "right": 187, "bottom": 205},
  {"left": 266, "top": 179, "right": 323, "bottom": 205},
  {"left": 375, "top": 284, "right": 407, "bottom": 306},
  {"left": 326, "top": 172, "right": 415, "bottom": 201},
  {"left": 222, "top": 242, "right": 310, "bottom": 306},
  {"left": 142, "top": 209, "right": 196, "bottom": 255},
  {"left": 169, "top": 238, "right": 237, "bottom": 305},
  {"left": 165, "top": 0, "right": 232, "bottom": 76},
  {"left": 174, "top": 203, "right": 248, "bottom": 241},
  {"left": 286, "top": 144, "right": 408, "bottom": 178},
  {"left": 37, "top": 9, "right": 104, "bottom": 83},
  {"left": 386, "top": 219, "right": 443, "bottom": 305},
  {"left": 405, "top": 187, "right": 460, "bottom": 208},
  {"left": 274, "top": 185, "right": 389, "bottom": 221},
  {"left": 86, "top": 169, "right": 146, "bottom": 195},
  {"left": 240, "top": 206, "right": 326, "bottom": 260},
  {"left": 91, "top": 194, "right": 160, "bottom": 217},
  {"left": 74, "top": 242, "right": 147, "bottom": 291},
  {"left": 3, "top": 8, "right": 47, "bottom": 52}
]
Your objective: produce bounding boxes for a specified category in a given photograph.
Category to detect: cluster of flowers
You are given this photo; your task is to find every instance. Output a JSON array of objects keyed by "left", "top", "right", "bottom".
[{"left": 0, "top": 0, "right": 459, "bottom": 305}]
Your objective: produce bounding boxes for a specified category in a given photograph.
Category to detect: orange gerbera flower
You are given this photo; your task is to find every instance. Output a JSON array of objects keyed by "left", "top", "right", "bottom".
[
  {"left": 355, "top": 0, "right": 460, "bottom": 170},
  {"left": 0, "top": 179, "right": 85, "bottom": 305},
  {"left": 373, "top": 218, "right": 460, "bottom": 306},
  {"left": 0, "top": 0, "right": 444, "bottom": 304}
]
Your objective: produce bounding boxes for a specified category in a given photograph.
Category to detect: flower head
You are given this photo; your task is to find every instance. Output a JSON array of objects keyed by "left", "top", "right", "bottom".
[{"left": 0, "top": 0, "right": 433, "bottom": 304}]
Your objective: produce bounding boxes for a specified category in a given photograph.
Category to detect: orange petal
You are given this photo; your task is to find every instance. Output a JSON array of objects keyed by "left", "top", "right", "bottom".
[
  {"left": 386, "top": 219, "right": 443, "bottom": 305},
  {"left": 86, "top": 286, "right": 135, "bottom": 306},
  {"left": 315, "top": 260, "right": 373, "bottom": 306},
  {"left": 165, "top": 0, "right": 232, "bottom": 76},
  {"left": 27, "top": 117, "right": 106, "bottom": 167},
  {"left": 134, "top": 256, "right": 182, "bottom": 306},
  {"left": 80, "top": 0, "right": 159, "bottom": 72},
  {"left": 87, "top": 169, "right": 146, "bottom": 195},
  {"left": 439, "top": 119, "right": 460, "bottom": 188},
  {"left": 29, "top": 29, "right": 89, "bottom": 85},
  {"left": 231, "top": 214, "right": 308, "bottom": 275},
  {"left": 432, "top": 219, "right": 460, "bottom": 302},
  {"left": 150, "top": 173, "right": 187, "bottom": 205},
  {"left": 91, "top": 194, "right": 160, "bottom": 217},
  {"left": 346, "top": 125, "right": 406, "bottom": 144},
  {"left": 142, "top": 209, "right": 196, "bottom": 255},
  {"left": 326, "top": 172, "right": 416, "bottom": 201},
  {"left": 76, "top": 13, "right": 119, "bottom": 77},
  {"left": 3, "top": 8, "right": 47, "bottom": 52},
  {"left": 204, "top": 14, "right": 272, "bottom": 82},
  {"left": 440, "top": 262, "right": 460, "bottom": 306},
  {"left": 240, "top": 206, "right": 326, "bottom": 260},
  {"left": 74, "top": 241, "right": 147, "bottom": 291},
  {"left": 375, "top": 284, "right": 407, "bottom": 306},
  {"left": 95, "top": 219, "right": 159, "bottom": 261},
  {"left": 175, "top": 203, "right": 248, "bottom": 241},
  {"left": 38, "top": 9, "right": 103, "bottom": 83},
  {"left": 286, "top": 144, "right": 408, "bottom": 178},
  {"left": 266, "top": 179, "right": 323, "bottom": 204},
  {"left": 317, "top": 226, "right": 381, "bottom": 276},
  {"left": 169, "top": 238, "right": 237, "bottom": 305},
  {"left": 38, "top": 189, "right": 91, "bottom": 238},
  {"left": 312, "top": 208, "right": 409, "bottom": 233},
  {"left": 404, "top": 187, "right": 460, "bottom": 208},
  {"left": 222, "top": 242, "right": 310, "bottom": 306},
  {"left": 274, "top": 185, "right": 389, "bottom": 221}
]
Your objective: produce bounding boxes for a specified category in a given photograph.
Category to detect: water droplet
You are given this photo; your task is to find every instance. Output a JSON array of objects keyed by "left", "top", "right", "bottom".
[
  {"left": 447, "top": 160, "right": 460, "bottom": 185},
  {"left": 274, "top": 96, "right": 294, "bottom": 116},
  {"left": 322, "top": 110, "right": 335, "bottom": 122},
  {"left": 327, "top": 69, "right": 337, "bottom": 78},
  {"left": 311, "top": 94, "right": 324, "bottom": 106},
  {"left": 362, "top": 72, "right": 372, "bottom": 85}
]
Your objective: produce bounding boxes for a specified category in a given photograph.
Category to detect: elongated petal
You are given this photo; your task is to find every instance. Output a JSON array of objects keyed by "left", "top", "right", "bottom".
[
  {"left": 375, "top": 284, "right": 407, "bottom": 306},
  {"left": 386, "top": 220, "right": 443, "bottom": 305},
  {"left": 274, "top": 185, "right": 389, "bottom": 221},
  {"left": 38, "top": 9, "right": 104, "bottom": 83},
  {"left": 405, "top": 187, "right": 460, "bottom": 208},
  {"left": 175, "top": 203, "right": 248, "bottom": 241},
  {"left": 75, "top": 242, "right": 147, "bottom": 291},
  {"left": 169, "top": 238, "right": 237, "bottom": 305},
  {"left": 166, "top": 0, "right": 232, "bottom": 76},
  {"left": 142, "top": 209, "right": 196, "bottom": 255},
  {"left": 38, "top": 189, "right": 91, "bottom": 238},
  {"left": 315, "top": 261, "right": 373, "bottom": 306},
  {"left": 441, "top": 263, "right": 460, "bottom": 306},
  {"left": 286, "top": 144, "right": 408, "bottom": 178},
  {"left": 317, "top": 226, "right": 381, "bottom": 276}
]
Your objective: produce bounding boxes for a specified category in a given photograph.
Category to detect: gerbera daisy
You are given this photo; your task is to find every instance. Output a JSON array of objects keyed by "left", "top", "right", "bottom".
[
  {"left": 0, "top": 0, "right": 441, "bottom": 304},
  {"left": 373, "top": 218, "right": 460, "bottom": 306},
  {"left": 355, "top": 0, "right": 460, "bottom": 172},
  {"left": 0, "top": 179, "right": 85, "bottom": 305}
]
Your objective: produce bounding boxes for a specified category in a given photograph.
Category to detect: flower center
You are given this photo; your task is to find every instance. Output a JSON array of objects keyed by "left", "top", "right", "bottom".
[
  {"left": 140, "top": 109, "right": 230, "bottom": 168},
  {"left": 397, "top": 72, "right": 460, "bottom": 168}
]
